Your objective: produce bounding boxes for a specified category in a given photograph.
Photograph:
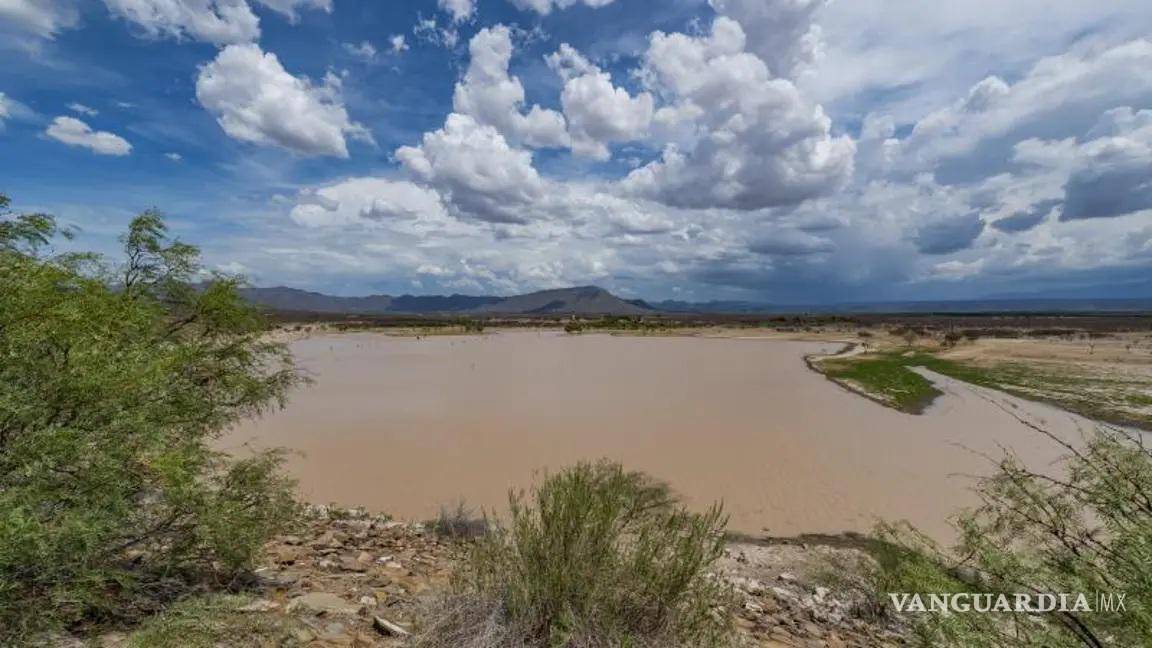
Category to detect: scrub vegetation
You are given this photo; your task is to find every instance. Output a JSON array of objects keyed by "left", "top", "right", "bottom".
[
  {"left": 870, "top": 419, "right": 1152, "bottom": 647},
  {"left": 0, "top": 195, "right": 300, "bottom": 644},
  {"left": 418, "top": 462, "right": 734, "bottom": 648}
]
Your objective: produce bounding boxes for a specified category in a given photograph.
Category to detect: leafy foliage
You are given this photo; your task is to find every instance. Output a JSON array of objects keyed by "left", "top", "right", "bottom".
[
  {"left": 876, "top": 419, "right": 1152, "bottom": 646},
  {"left": 420, "top": 461, "right": 733, "bottom": 648},
  {"left": 0, "top": 195, "right": 301, "bottom": 643}
]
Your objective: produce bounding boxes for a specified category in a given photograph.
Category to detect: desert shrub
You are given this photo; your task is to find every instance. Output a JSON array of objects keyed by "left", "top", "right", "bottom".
[
  {"left": 431, "top": 500, "right": 490, "bottom": 541},
  {"left": 875, "top": 419, "right": 1152, "bottom": 647},
  {"left": 419, "top": 461, "right": 733, "bottom": 648},
  {"left": 564, "top": 320, "right": 585, "bottom": 334},
  {"left": 0, "top": 196, "right": 301, "bottom": 643}
]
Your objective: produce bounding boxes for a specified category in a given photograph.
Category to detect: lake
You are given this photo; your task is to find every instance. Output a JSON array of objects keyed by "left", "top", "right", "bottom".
[{"left": 225, "top": 331, "right": 1082, "bottom": 538}]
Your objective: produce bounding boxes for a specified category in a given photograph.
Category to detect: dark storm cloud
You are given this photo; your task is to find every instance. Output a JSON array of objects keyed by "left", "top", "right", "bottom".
[
  {"left": 914, "top": 212, "right": 985, "bottom": 255},
  {"left": 991, "top": 199, "right": 1061, "bottom": 232}
]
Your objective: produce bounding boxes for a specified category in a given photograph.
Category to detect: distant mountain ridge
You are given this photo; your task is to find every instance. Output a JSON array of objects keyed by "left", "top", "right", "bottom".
[
  {"left": 241, "top": 286, "right": 652, "bottom": 315},
  {"left": 241, "top": 286, "right": 1152, "bottom": 316}
]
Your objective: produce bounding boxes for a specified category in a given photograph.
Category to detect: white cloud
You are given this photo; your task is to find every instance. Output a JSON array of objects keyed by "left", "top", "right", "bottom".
[
  {"left": 547, "top": 44, "right": 653, "bottom": 160},
  {"left": 899, "top": 40, "right": 1152, "bottom": 170},
  {"left": 68, "top": 102, "right": 99, "bottom": 117},
  {"left": 396, "top": 113, "right": 549, "bottom": 223},
  {"left": 508, "top": 0, "right": 616, "bottom": 16},
  {"left": 0, "top": 0, "right": 78, "bottom": 39},
  {"left": 390, "top": 34, "right": 409, "bottom": 54},
  {"left": 45, "top": 116, "right": 133, "bottom": 156},
  {"left": 101, "top": 0, "right": 328, "bottom": 45},
  {"left": 622, "top": 17, "right": 854, "bottom": 210},
  {"left": 437, "top": 0, "right": 474, "bottom": 24},
  {"left": 195, "top": 43, "right": 368, "bottom": 158},
  {"left": 806, "top": 0, "right": 1152, "bottom": 121},
  {"left": 102, "top": 0, "right": 261, "bottom": 45},
  {"left": 290, "top": 177, "right": 452, "bottom": 228},
  {"left": 413, "top": 16, "right": 459, "bottom": 49},
  {"left": 165, "top": 152, "right": 183, "bottom": 161},
  {"left": 452, "top": 26, "right": 569, "bottom": 149},
  {"left": 0, "top": 93, "right": 10, "bottom": 123},
  {"left": 708, "top": 0, "right": 826, "bottom": 79},
  {"left": 343, "top": 40, "right": 376, "bottom": 61},
  {"left": 252, "top": 0, "right": 330, "bottom": 22}
]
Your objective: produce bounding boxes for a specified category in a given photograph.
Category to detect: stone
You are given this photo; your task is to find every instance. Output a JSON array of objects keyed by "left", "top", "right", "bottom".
[
  {"left": 373, "top": 615, "right": 411, "bottom": 637},
  {"left": 286, "top": 592, "right": 362, "bottom": 616},
  {"left": 237, "top": 598, "right": 280, "bottom": 612},
  {"left": 289, "top": 628, "right": 315, "bottom": 643}
]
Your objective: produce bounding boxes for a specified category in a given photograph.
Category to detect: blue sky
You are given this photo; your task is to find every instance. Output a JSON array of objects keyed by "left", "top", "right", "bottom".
[{"left": 2, "top": 0, "right": 1151, "bottom": 303}]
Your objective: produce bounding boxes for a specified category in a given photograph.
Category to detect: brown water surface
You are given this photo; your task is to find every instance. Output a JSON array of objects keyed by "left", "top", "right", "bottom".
[{"left": 225, "top": 331, "right": 1085, "bottom": 538}]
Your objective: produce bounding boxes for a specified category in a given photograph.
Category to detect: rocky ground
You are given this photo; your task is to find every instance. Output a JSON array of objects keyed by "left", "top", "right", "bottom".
[
  {"left": 67, "top": 506, "right": 910, "bottom": 647},
  {"left": 96, "top": 507, "right": 909, "bottom": 647}
]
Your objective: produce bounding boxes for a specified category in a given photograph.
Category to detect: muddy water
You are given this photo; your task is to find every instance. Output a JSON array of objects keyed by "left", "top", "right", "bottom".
[{"left": 224, "top": 331, "right": 1086, "bottom": 539}]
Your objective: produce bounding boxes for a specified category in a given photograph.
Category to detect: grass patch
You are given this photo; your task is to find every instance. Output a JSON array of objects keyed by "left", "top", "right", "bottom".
[
  {"left": 818, "top": 349, "right": 1152, "bottom": 428},
  {"left": 126, "top": 595, "right": 300, "bottom": 648},
  {"left": 820, "top": 352, "right": 943, "bottom": 413},
  {"left": 418, "top": 461, "right": 734, "bottom": 648}
]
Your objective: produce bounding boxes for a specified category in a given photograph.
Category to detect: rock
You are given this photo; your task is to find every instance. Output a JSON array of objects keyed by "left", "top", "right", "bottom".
[
  {"left": 340, "top": 556, "right": 368, "bottom": 572},
  {"left": 357, "top": 551, "right": 373, "bottom": 563},
  {"left": 359, "top": 595, "right": 378, "bottom": 607},
  {"left": 237, "top": 598, "right": 280, "bottom": 612},
  {"left": 778, "top": 572, "right": 799, "bottom": 583},
  {"left": 373, "top": 615, "right": 411, "bottom": 637},
  {"left": 290, "top": 627, "right": 316, "bottom": 643},
  {"left": 287, "top": 592, "right": 362, "bottom": 616}
]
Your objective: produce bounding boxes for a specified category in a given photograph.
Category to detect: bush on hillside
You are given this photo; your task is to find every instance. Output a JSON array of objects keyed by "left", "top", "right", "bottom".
[
  {"left": 0, "top": 195, "right": 301, "bottom": 643},
  {"left": 418, "top": 461, "right": 733, "bottom": 648},
  {"left": 874, "top": 417, "right": 1152, "bottom": 646}
]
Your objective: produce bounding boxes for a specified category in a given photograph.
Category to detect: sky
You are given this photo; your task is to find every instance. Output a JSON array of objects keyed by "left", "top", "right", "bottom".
[{"left": 1, "top": 0, "right": 1151, "bottom": 303}]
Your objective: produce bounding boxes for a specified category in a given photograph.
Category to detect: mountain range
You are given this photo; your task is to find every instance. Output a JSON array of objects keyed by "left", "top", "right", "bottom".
[
  {"left": 240, "top": 286, "right": 1152, "bottom": 316},
  {"left": 241, "top": 286, "right": 654, "bottom": 316}
]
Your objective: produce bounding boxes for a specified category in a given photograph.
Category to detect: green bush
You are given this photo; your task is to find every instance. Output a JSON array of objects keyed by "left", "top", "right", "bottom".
[
  {"left": 0, "top": 195, "right": 301, "bottom": 643},
  {"left": 876, "top": 420, "right": 1152, "bottom": 646},
  {"left": 420, "top": 461, "right": 733, "bottom": 648}
]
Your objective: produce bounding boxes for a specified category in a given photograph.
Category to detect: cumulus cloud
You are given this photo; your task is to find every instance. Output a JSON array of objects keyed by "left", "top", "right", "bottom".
[
  {"left": 547, "top": 44, "right": 653, "bottom": 160},
  {"left": 45, "top": 116, "right": 133, "bottom": 156},
  {"left": 195, "top": 43, "right": 368, "bottom": 157},
  {"left": 900, "top": 40, "right": 1152, "bottom": 172},
  {"left": 508, "top": 0, "right": 616, "bottom": 16},
  {"left": 437, "top": 0, "right": 474, "bottom": 23},
  {"left": 396, "top": 113, "right": 549, "bottom": 223},
  {"left": 290, "top": 178, "right": 452, "bottom": 228},
  {"left": 102, "top": 0, "right": 328, "bottom": 44},
  {"left": 452, "top": 26, "right": 569, "bottom": 149},
  {"left": 621, "top": 17, "right": 854, "bottom": 211},
  {"left": 343, "top": 40, "right": 376, "bottom": 61},
  {"left": 103, "top": 0, "right": 261, "bottom": 45},
  {"left": 390, "top": 34, "right": 409, "bottom": 54},
  {"left": 0, "top": 93, "right": 10, "bottom": 124},
  {"left": 1061, "top": 110, "right": 1152, "bottom": 220},
  {"left": 708, "top": 0, "right": 826, "bottom": 78},
  {"left": 0, "top": 0, "right": 78, "bottom": 39}
]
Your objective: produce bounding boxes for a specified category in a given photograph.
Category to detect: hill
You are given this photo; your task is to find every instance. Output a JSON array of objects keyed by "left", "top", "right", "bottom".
[{"left": 241, "top": 286, "right": 652, "bottom": 316}]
